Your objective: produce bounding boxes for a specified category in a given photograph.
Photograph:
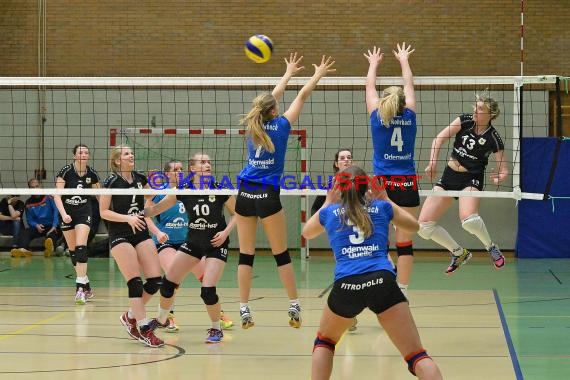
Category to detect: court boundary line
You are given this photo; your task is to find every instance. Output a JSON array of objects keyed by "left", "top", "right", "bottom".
[{"left": 493, "top": 288, "right": 523, "bottom": 380}]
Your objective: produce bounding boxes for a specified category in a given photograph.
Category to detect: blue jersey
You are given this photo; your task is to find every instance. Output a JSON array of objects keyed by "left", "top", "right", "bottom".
[
  {"left": 151, "top": 194, "right": 188, "bottom": 244},
  {"left": 238, "top": 115, "right": 291, "bottom": 185},
  {"left": 370, "top": 108, "right": 417, "bottom": 175},
  {"left": 319, "top": 200, "right": 395, "bottom": 281}
]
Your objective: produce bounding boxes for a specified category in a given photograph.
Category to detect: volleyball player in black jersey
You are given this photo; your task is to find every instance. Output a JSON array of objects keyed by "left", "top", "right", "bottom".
[
  {"left": 54, "top": 144, "right": 100, "bottom": 305},
  {"left": 100, "top": 144, "right": 170, "bottom": 348},
  {"left": 154, "top": 152, "right": 237, "bottom": 343},
  {"left": 418, "top": 94, "right": 508, "bottom": 274}
]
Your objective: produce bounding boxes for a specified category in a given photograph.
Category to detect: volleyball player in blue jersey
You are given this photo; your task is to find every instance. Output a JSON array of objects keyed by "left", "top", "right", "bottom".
[
  {"left": 418, "top": 94, "right": 507, "bottom": 274},
  {"left": 146, "top": 159, "right": 199, "bottom": 332},
  {"left": 235, "top": 53, "right": 336, "bottom": 329},
  {"left": 364, "top": 43, "right": 418, "bottom": 296},
  {"left": 303, "top": 166, "right": 442, "bottom": 380}
]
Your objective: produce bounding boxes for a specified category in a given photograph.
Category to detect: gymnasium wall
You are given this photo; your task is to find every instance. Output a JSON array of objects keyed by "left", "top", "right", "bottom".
[{"left": 0, "top": 1, "right": 569, "bottom": 77}]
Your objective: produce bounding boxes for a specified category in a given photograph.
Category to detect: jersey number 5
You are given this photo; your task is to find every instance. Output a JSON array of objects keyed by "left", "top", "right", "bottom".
[{"left": 391, "top": 127, "right": 403, "bottom": 152}]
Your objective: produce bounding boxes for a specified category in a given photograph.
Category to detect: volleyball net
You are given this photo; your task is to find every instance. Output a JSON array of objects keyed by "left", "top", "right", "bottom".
[{"left": 0, "top": 75, "right": 563, "bottom": 254}]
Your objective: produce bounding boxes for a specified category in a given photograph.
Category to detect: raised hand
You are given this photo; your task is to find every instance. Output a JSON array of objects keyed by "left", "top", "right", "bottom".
[
  {"left": 364, "top": 46, "right": 384, "bottom": 65},
  {"left": 393, "top": 42, "right": 415, "bottom": 62},
  {"left": 313, "top": 55, "right": 336, "bottom": 78},
  {"left": 284, "top": 52, "right": 305, "bottom": 77}
]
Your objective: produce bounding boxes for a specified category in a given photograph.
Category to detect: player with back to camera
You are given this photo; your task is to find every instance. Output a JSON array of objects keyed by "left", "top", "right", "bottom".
[
  {"left": 364, "top": 43, "right": 418, "bottom": 297},
  {"left": 235, "top": 52, "right": 336, "bottom": 329},
  {"left": 54, "top": 144, "right": 100, "bottom": 305},
  {"left": 303, "top": 166, "right": 442, "bottom": 380},
  {"left": 418, "top": 94, "right": 508, "bottom": 274}
]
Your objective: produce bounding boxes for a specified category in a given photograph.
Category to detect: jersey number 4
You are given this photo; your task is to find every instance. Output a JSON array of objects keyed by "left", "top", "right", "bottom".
[{"left": 391, "top": 127, "right": 403, "bottom": 152}]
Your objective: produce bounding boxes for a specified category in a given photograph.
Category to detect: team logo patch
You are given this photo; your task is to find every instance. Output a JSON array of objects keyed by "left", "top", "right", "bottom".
[
  {"left": 478, "top": 137, "right": 486, "bottom": 145},
  {"left": 137, "top": 182, "right": 143, "bottom": 189},
  {"left": 85, "top": 178, "right": 91, "bottom": 184},
  {"left": 209, "top": 195, "right": 216, "bottom": 203}
]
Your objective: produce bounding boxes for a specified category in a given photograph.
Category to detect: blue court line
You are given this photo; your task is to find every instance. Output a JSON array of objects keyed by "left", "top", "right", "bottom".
[{"left": 493, "top": 289, "right": 523, "bottom": 380}]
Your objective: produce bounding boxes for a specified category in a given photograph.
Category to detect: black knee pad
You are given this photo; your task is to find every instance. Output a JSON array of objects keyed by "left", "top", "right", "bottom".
[
  {"left": 405, "top": 349, "right": 430, "bottom": 376},
  {"left": 396, "top": 242, "right": 414, "bottom": 257},
  {"left": 159, "top": 276, "right": 179, "bottom": 299},
  {"left": 313, "top": 332, "right": 336, "bottom": 353},
  {"left": 127, "top": 277, "right": 144, "bottom": 298},
  {"left": 69, "top": 250, "right": 76, "bottom": 266},
  {"left": 143, "top": 276, "right": 162, "bottom": 295},
  {"left": 75, "top": 245, "right": 89, "bottom": 263},
  {"left": 274, "top": 250, "right": 291, "bottom": 267},
  {"left": 239, "top": 252, "right": 255, "bottom": 267},
  {"left": 200, "top": 286, "right": 219, "bottom": 305}
]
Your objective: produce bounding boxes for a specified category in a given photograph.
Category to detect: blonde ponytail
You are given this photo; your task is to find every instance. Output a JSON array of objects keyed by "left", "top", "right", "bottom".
[
  {"left": 240, "top": 93, "right": 277, "bottom": 152},
  {"left": 378, "top": 86, "right": 405, "bottom": 127}
]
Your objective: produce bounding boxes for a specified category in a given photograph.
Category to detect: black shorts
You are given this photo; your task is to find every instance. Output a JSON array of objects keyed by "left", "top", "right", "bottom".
[
  {"left": 235, "top": 180, "right": 282, "bottom": 218},
  {"left": 156, "top": 242, "right": 183, "bottom": 253},
  {"left": 327, "top": 270, "right": 407, "bottom": 318},
  {"left": 380, "top": 174, "right": 421, "bottom": 207},
  {"left": 178, "top": 240, "right": 229, "bottom": 263},
  {"left": 436, "top": 166, "right": 484, "bottom": 191},
  {"left": 61, "top": 208, "right": 92, "bottom": 231},
  {"left": 109, "top": 231, "right": 151, "bottom": 249}
]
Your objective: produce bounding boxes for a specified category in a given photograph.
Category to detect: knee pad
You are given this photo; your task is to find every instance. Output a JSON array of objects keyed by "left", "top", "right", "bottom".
[
  {"left": 69, "top": 250, "right": 76, "bottom": 266},
  {"left": 159, "top": 276, "right": 179, "bottom": 299},
  {"left": 239, "top": 252, "right": 255, "bottom": 267},
  {"left": 396, "top": 241, "right": 413, "bottom": 257},
  {"left": 273, "top": 250, "right": 291, "bottom": 267},
  {"left": 313, "top": 332, "right": 336, "bottom": 353},
  {"left": 405, "top": 349, "right": 431, "bottom": 376},
  {"left": 75, "top": 245, "right": 89, "bottom": 263},
  {"left": 461, "top": 214, "right": 485, "bottom": 236},
  {"left": 143, "top": 276, "right": 162, "bottom": 295},
  {"left": 417, "top": 221, "right": 437, "bottom": 240},
  {"left": 200, "top": 286, "right": 219, "bottom": 305},
  {"left": 127, "top": 276, "right": 144, "bottom": 298}
]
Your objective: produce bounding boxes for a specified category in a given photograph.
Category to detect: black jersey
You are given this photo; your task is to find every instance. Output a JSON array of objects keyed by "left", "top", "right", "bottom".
[
  {"left": 450, "top": 114, "right": 504, "bottom": 173},
  {"left": 56, "top": 164, "right": 100, "bottom": 212},
  {"left": 103, "top": 171, "right": 148, "bottom": 236},
  {"left": 177, "top": 183, "right": 229, "bottom": 245}
]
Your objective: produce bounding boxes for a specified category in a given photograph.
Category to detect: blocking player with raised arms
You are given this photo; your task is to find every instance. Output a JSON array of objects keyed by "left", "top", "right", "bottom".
[
  {"left": 154, "top": 152, "right": 236, "bottom": 343},
  {"left": 364, "top": 43, "right": 418, "bottom": 296},
  {"left": 100, "top": 145, "right": 170, "bottom": 348},
  {"left": 53, "top": 144, "right": 100, "bottom": 305},
  {"left": 235, "top": 53, "right": 336, "bottom": 330},
  {"left": 303, "top": 166, "right": 442, "bottom": 380},
  {"left": 418, "top": 94, "right": 508, "bottom": 274}
]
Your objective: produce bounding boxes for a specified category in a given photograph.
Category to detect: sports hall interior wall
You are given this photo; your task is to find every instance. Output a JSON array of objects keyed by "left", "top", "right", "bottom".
[{"left": 0, "top": 1, "right": 569, "bottom": 77}]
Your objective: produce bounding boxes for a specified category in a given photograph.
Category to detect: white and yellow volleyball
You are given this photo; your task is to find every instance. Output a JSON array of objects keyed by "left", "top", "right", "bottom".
[{"left": 244, "top": 34, "right": 273, "bottom": 63}]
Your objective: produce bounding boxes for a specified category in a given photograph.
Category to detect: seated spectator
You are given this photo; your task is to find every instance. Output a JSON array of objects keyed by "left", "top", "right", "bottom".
[
  {"left": 0, "top": 195, "right": 25, "bottom": 248},
  {"left": 11, "top": 179, "right": 62, "bottom": 258}
]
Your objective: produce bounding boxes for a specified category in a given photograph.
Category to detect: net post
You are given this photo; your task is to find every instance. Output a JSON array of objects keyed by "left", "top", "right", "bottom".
[{"left": 512, "top": 78, "right": 523, "bottom": 194}]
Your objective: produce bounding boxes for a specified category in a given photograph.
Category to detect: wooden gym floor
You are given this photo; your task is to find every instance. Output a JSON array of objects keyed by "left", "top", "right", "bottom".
[{"left": 0, "top": 252, "right": 568, "bottom": 379}]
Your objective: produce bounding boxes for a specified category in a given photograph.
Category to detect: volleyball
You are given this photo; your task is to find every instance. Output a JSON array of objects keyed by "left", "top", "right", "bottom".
[{"left": 244, "top": 34, "right": 273, "bottom": 63}]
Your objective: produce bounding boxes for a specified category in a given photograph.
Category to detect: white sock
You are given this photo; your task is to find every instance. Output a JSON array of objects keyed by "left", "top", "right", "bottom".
[
  {"left": 127, "top": 309, "right": 134, "bottom": 319},
  {"left": 240, "top": 303, "right": 249, "bottom": 310},
  {"left": 212, "top": 321, "right": 221, "bottom": 330},
  {"left": 157, "top": 307, "right": 170, "bottom": 324}
]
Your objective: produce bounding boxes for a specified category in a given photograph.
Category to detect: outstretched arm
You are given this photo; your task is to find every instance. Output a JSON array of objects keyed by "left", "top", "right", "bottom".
[
  {"left": 272, "top": 52, "right": 304, "bottom": 102},
  {"left": 364, "top": 46, "right": 384, "bottom": 115},
  {"left": 283, "top": 55, "right": 336, "bottom": 124},
  {"left": 393, "top": 42, "right": 415, "bottom": 112}
]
